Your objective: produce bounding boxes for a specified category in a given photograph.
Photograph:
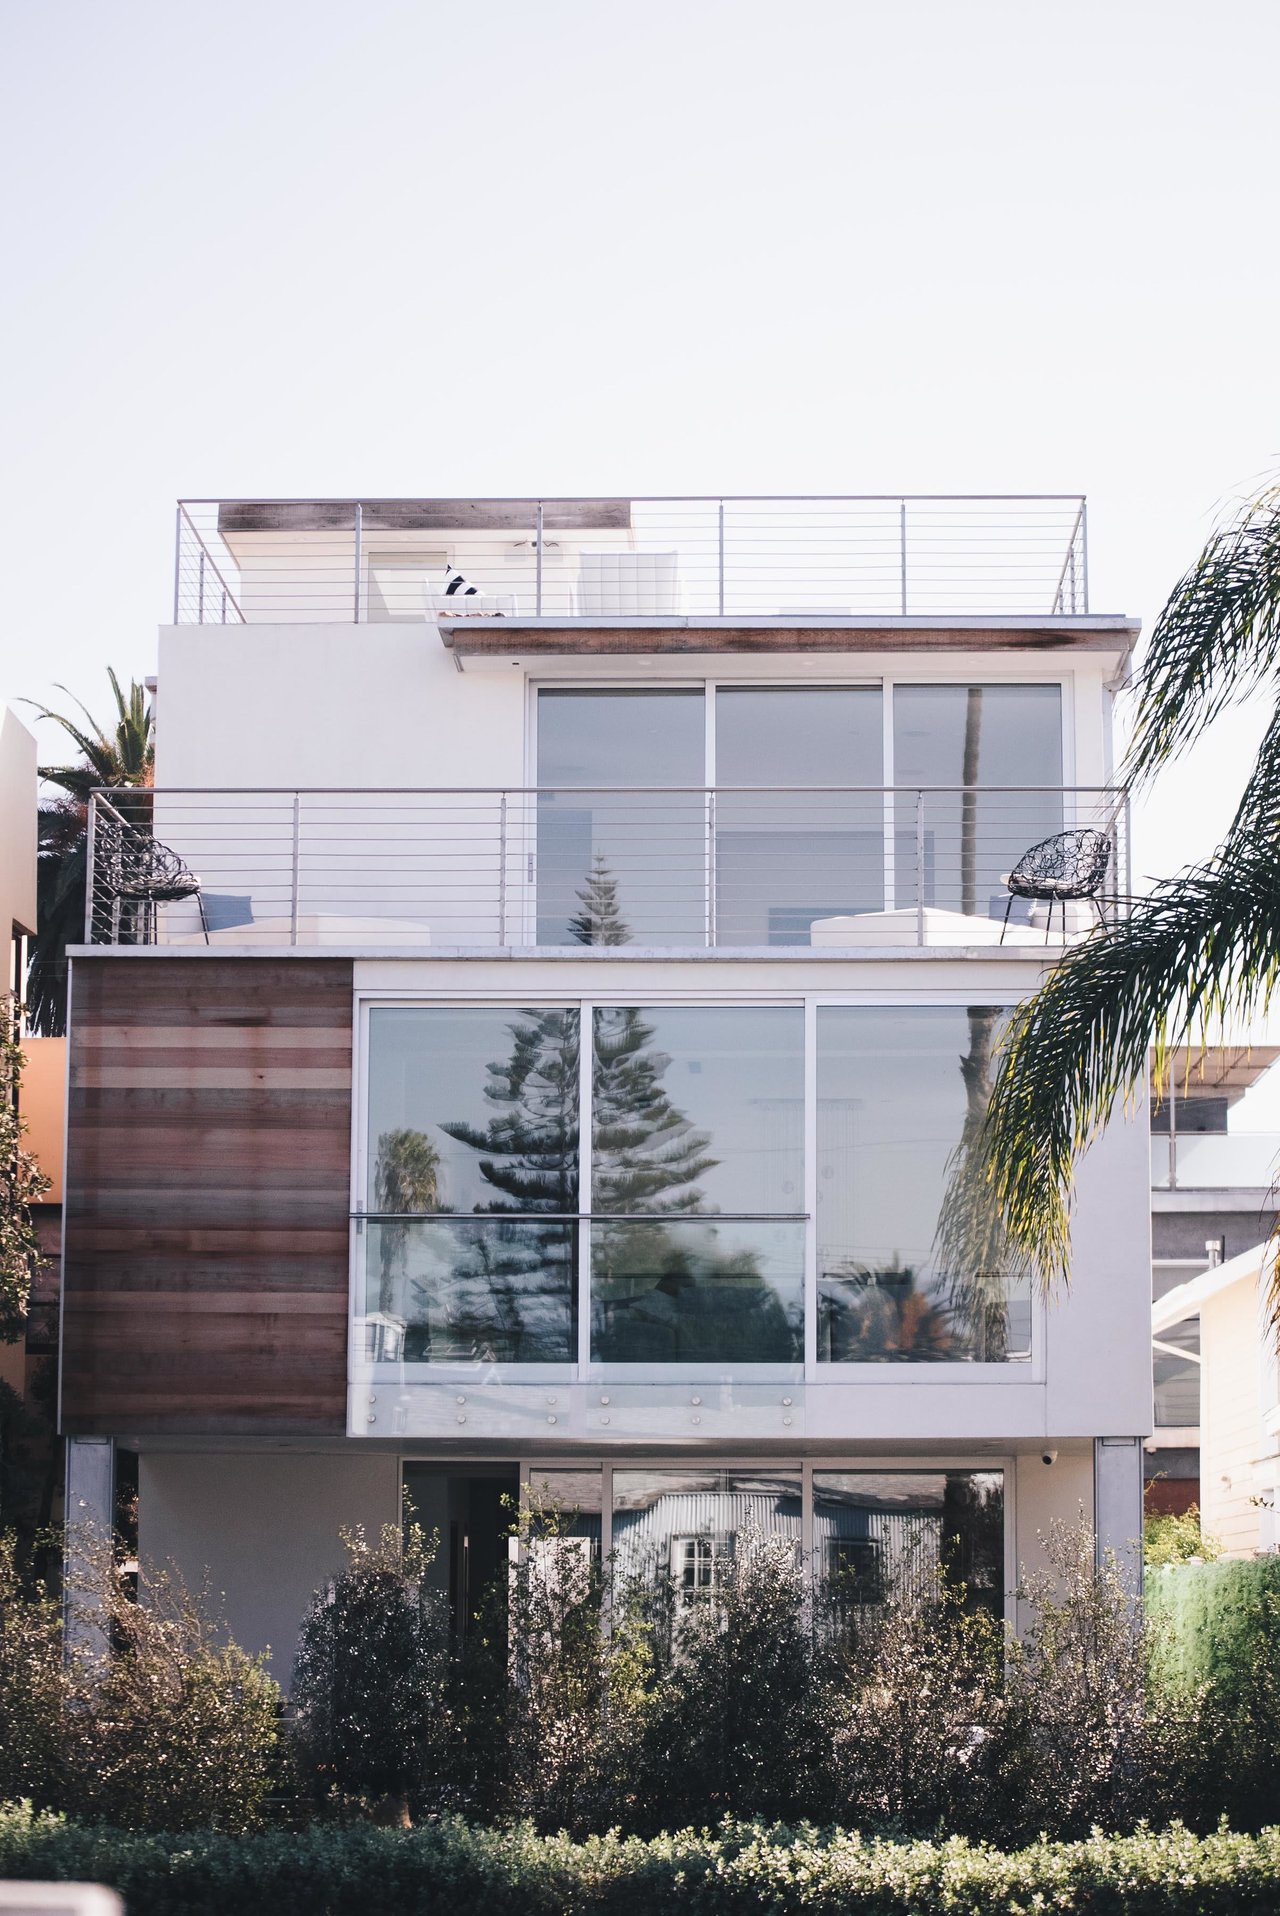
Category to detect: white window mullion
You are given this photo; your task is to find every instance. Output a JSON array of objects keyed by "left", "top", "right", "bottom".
[
  {"left": 577, "top": 1001, "right": 593, "bottom": 1373},
  {"left": 804, "top": 996, "right": 818, "bottom": 1378},
  {"left": 881, "top": 676, "right": 895, "bottom": 911}
]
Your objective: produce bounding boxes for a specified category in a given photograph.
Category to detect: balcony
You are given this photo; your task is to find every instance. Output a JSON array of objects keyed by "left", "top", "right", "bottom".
[
  {"left": 1151, "top": 1131, "right": 1280, "bottom": 1191},
  {"left": 85, "top": 784, "right": 1127, "bottom": 952},
  {"left": 172, "top": 495, "right": 1092, "bottom": 628}
]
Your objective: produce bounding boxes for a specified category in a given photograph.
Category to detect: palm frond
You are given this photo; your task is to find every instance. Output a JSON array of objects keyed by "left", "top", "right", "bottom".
[
  {"left": 1126, "top": 485, "right": 1280, "bottom": 786},
  {"left": 956, "top": 841, "right": 1280, "bottom": 1301}
]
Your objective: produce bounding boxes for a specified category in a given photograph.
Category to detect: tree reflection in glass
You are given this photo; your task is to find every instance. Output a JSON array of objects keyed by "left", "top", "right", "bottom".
[
  {"left": 590, "top": 1006, "right": 804, "bottom": 1363},
  {"left": 366, "top": 1007, "right": 580, "bottom": 1363}
]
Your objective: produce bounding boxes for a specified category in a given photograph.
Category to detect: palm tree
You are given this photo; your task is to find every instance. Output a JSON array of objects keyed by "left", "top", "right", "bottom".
[
  {"left": 23, "top": 671, "right": 154, "bottom": 1035},
  {"left": 963, "top": 484, "right": 1280, "bottom": 1314}
]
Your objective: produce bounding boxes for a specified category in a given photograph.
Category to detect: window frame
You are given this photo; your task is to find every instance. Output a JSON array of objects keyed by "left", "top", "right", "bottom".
[{"left": 352, "top": 991, "right": 1045, "bottom": 1387}]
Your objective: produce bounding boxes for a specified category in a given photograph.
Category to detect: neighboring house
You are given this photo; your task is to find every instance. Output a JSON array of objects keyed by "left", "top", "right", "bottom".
[
  {"left": 58, "top": 495, "right": 1151, "bottom": 1672},
  {"left": 1147, "top": 1044, "right": 1280, "bottom": 1517},
  {"left": 1153, "top": 1244, "right": 1279, "bottom": 1555}
]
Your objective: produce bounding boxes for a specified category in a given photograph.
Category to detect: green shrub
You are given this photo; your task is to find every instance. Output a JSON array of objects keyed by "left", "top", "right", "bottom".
[
  {"left": 0, "top": 1527, "right": 282, "bottom": 1831},
  {"left": 293, "top": 1521, "right": 450, "bottom": 1822},
  {"left": 1144, "top": 1505, "right": 1223, "bottom": 1566},
  {"left": 3, "top": 1803, "right": 1280, "bottom": 1916},
  {"left": 0, "top": 1535, "right": 71, "bottom": 1809},
  {"left": 1148, "top": 1558, "right": 1280, "bottom": 1829}
]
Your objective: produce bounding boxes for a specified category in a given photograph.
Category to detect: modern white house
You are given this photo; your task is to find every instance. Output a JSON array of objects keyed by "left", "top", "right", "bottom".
[{"left": 59, "top": 495, "right": 1152, "bottom": 1672}]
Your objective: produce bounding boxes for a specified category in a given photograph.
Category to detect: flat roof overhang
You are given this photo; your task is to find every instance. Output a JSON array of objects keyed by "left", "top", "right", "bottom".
[{"left": 438, "top": 613, "right": 1140, "bottom": 659}]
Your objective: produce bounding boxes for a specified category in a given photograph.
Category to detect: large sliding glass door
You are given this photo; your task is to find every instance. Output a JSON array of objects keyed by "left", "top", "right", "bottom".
[
  {"left": 891, "top": 684, "right": 1063, "bottom": 920},
  {"left": 536, "top": 689, "right": 707, "bottom": 945},
  {"left": 535, "top": 680, "right": 1066, "bottom": 946},
  {"left": 713, "top": 687, "right": 883, "bottom": 943}
]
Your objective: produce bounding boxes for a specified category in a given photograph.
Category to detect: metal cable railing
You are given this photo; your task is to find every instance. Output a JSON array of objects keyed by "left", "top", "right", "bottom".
[
  {"left": 171, "top": 495, "right": 1090, "bottom": 625},
  {"left": 85, "top": 784, "right": 1128, "bottom": 951}
]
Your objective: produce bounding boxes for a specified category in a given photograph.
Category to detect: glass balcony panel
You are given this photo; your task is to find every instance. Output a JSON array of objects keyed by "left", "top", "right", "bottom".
[
  {"left": 591, "top": 1218, "right": 804, "bottom": 1363},
  {"left": 592, "top": 1005, "right": 805, "bottom": 1215},
  {"left": 1167, "top": 1132, "right": 1280, "bottom": 1189},
  {"left": 812, "top": 1469, "right": 1004, "bottom": 1620},
  {"left": 362, "top": 1217, "right": 576, "bottom": 1363}
]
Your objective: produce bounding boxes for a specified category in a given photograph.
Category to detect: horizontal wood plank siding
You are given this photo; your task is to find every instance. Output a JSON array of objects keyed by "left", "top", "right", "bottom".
[{"left": 62, "top": 958, "right": 353, "bottom": 1436}]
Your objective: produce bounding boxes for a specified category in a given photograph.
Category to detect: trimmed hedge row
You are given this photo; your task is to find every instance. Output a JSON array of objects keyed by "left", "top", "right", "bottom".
[
  {"left": 2, "top": 1804, "right": 1280, "bottom": 1916},
  {"left": 1147, "top": 1557, "right": 1280, "bottom": 1694}
]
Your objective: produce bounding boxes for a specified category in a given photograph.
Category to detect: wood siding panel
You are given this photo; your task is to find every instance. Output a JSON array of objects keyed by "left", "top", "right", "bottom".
[{"left": 62, "top": 958, "right": 353, "bottom": 1436}]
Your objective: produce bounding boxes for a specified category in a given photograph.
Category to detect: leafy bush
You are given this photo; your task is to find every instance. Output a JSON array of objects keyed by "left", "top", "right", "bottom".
[
  {"left": 629, "top": 1527, "right": 822, "bottom": 1830},
  {"left": 1144, "top": 1504, "right": 1223, "bottom": 1566},
  {"left": 0, "top": 1526, "right": 282, "bottom": 1831},
  {"left": 3, "top": 1803, "right": 1280, "bottom": 1916},
  {"left": 0, "top": 1534, "right": 71, "bottom": 1810},
  {"left": 292, "top": 1521, "right": 450, "bottom": 1822}
]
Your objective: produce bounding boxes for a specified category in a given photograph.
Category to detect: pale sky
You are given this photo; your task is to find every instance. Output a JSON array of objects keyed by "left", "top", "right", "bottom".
[{"left": 2, "top": 0, "right": 1279, "bottom": 1098}]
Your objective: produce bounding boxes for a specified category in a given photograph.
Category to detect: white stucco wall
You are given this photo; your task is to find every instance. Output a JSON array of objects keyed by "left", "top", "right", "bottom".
[
  {"left": 0, "top": 703, "right": 37, "bottom": 939},
  {"left": 138, "top": 1450, "right": 401, "bottom": 1680},
  {"left": 155, "top": 624, "right": 1120, "bottom": 793}
]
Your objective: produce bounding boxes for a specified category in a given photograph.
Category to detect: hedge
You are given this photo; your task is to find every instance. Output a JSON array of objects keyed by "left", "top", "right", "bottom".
[
  {"left": 3, "top": 1803, "right": 1280, "bottom": 1916},
  {"left": 1147, "top": 1557, "right": 1280, "bottom": 1696}
]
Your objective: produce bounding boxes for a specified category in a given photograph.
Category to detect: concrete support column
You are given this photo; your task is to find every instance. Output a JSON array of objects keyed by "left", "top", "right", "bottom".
[
  {"left": 64, "top": 1437, "right": 114, "bottom": 1662},
  {"left": 1093, "top": 1435, "right": 1144, "bottom": 1598}
]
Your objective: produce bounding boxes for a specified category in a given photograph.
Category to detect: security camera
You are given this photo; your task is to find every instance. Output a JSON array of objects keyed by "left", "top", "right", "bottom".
[{"left": 1041, "top": 1449, "right": 1058, "bottom": 1466}]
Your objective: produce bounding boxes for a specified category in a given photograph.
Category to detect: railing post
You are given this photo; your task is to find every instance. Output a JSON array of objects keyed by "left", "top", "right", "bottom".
[
  {"left": 915, "top": 790, "right": 926, "bottom": 946},
  {"left": 84, "top": 797, "right": 97, "bottom": 943},
  {"left": 352, "top": 503, "right": 363, "bottom": 623},
  {"left": 1081, "top": 499, "right": 1089, "bottom": 615},
  {"left": 173, "top": 503, "right": 183, "bottom": 623},
  {"left": 498, "top": 792, "right": 508, "bottom": 947},
  {"left": 198, "top": 550, "right": 206, "bottom": 624},
  {"left": 535, "top": 502, "right": 544, "bottom": 615},
  {"left": 717, "top": 500, "right": 725, "bottom": 616},
  {"left": 290, "top": 793, "right": 301, "bottom": 946},
  {"left": 899, "top": 500, "right": 908, "bottom": 616}
]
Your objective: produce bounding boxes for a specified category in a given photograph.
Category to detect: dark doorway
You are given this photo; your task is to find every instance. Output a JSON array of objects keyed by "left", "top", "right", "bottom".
[{"left": 403, "top": 1464, "right": 519, "bottom": 1638}]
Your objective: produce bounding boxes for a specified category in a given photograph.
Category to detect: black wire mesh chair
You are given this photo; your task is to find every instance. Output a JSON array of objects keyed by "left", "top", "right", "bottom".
[
  {"left": 999, "top": 827, "right": 1112, "bottom": 945},
  {"left": 99, "top": 814, "right": 208, "bottom": 943}
]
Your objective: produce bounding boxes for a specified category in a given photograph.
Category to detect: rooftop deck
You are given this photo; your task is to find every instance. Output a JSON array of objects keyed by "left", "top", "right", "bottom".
[{"left": 173, "top": 495, "right": 1092, "bottom": 628}]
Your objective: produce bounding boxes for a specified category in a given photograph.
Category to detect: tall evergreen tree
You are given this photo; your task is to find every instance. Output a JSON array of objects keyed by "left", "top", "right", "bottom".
[{"left": 568, "top": 854, "right": 630, "bottom": 947}]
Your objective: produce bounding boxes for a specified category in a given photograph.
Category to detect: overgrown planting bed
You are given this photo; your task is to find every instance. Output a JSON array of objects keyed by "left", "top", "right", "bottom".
[{"left": 3, "top": 1806, "right": 1280, "bottom": 1916}]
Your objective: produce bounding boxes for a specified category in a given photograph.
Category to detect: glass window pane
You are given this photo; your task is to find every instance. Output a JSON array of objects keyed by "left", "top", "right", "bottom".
[
  {"left": 813, "top": 1469, "right": 1004, "bottom": 1619},
  {"left": 592, "top": 1005, "right": 804, "bottom": 1214},
  {"left": 716, "top": 686, "right": 883, "bottom": 788},
  {"left": 537, "top": 689, "right": 706, "bottom": 946},
  {"left": 367, "top": 1007, "right": 579, "bottom": 1214},
  {"left": 892, "top": 685, "right": 1064, "bottom": 920},
  {"left": 529, "top": 1467, "right": 604, "bottom": 1551},
  {"left": 817, "top": 1006, "right": 1026, "bottom": 1363},
  {"left": 716, "top": 688, "right": 886, "bottom": 944},
  {"left": 591, "top": 1218, "right": 804, "bottom": 1363},
  {"left": 611, "top": 1468, "right": 802, "bottom": 1591},
  {"left": 362, "top": 1217, "right": 575, "bottom": 1363},
  {"left": 1154, "top": 1317, "right": 1201, "bottom": 1427}
]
